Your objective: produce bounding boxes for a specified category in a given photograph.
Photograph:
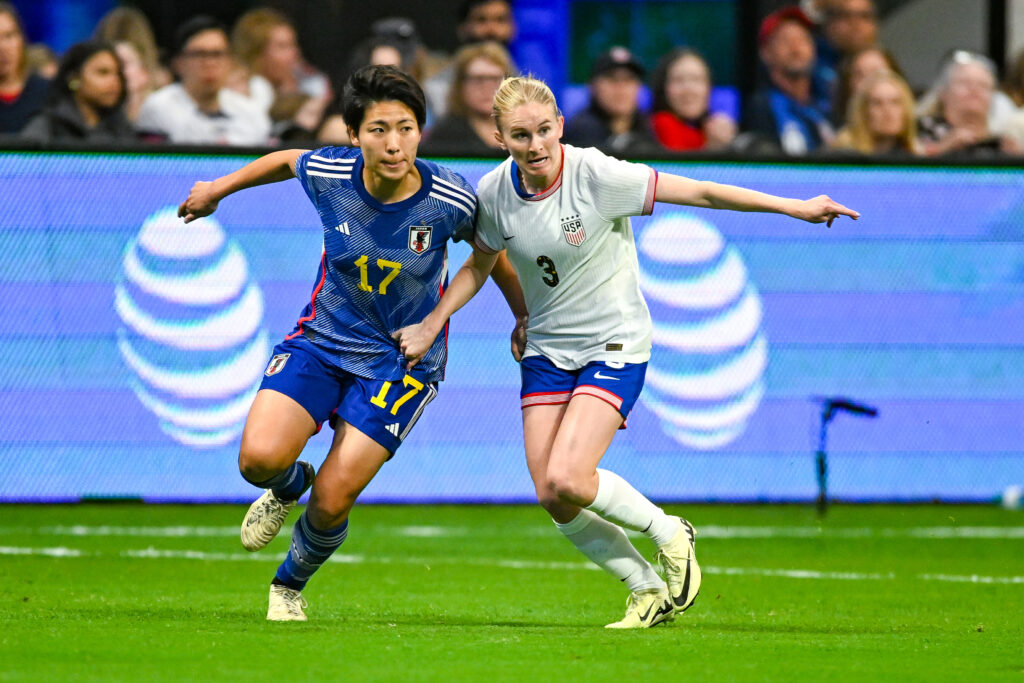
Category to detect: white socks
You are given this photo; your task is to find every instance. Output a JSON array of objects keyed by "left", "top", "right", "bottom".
[
  {"left": 555, "top": 509, "right": 664, "bottom": 593},
  {"left": 586, "top": 468, "right": 679, "bottom": 547}
]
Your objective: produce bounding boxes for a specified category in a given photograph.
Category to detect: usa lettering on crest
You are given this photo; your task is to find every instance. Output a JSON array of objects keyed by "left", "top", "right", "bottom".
[
  {"left": 560, "top": 215, "right": 585, "bottom": 247},
  {"left": 408, "top": 224, "right": 433, "bottom": 254},
  {"left": 264, "top": 353, "right": 291, "bottom": 377}
]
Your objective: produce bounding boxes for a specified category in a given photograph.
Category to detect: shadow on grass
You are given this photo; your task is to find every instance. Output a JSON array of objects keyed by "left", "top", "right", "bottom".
[{"left": 694, "top": 621, "right": 901, "bottom": 636}]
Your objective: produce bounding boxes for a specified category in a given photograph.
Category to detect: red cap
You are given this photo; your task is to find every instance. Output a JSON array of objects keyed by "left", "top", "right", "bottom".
[{"left": 758, "top": 5, "right": 814, "bottom": 47}]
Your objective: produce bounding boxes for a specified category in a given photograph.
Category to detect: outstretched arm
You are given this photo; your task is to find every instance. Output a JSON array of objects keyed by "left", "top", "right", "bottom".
[
  {"left": 392, "top": 245, "right": 500, "bottom": 369},
  {"left": 655, "top": 173, "right": 860, "bottom": 227},
  {"left": 177, "top": 149, "right": 305, "bottom": 223}
]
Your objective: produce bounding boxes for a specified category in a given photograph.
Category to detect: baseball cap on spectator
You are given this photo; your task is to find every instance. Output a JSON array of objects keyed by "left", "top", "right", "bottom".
[
  {"left": 758, "top": 5, "right": 814, "bottom": 48},
  {"left": 590, "top": 46, "right": 645, "bottom": 80}
]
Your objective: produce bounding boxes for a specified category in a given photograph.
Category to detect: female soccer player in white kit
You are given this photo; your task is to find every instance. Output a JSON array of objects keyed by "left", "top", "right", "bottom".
[{"left": 394, "top": 76, "right": 859, "bottom": 628}]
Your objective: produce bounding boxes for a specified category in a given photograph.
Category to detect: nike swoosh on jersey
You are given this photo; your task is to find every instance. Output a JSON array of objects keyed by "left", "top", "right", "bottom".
[
  {"left": 502, "top": 234, "right": 515, "bottom": 239},
  {"left": 592, "top": 371, "right": 620, "bottom": 381}
]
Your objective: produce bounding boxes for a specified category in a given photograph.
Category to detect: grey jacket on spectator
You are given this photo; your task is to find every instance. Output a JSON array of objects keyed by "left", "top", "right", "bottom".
[{"left": 21, "top": 96, "right": 135, "bottom": 142}]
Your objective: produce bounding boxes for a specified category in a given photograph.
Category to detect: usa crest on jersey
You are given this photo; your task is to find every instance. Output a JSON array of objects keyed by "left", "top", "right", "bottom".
[
  {"left": 561, "top": 214, "right": 586, "bottom": 247},
  {"left": 408, "top": 224, "right": 433, "bottom": 254}
]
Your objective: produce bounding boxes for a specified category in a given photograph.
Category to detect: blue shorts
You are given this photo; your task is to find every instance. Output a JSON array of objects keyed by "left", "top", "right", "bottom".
[
  {"left": 259, "top": 335, "right": 437, "bottom": 455},
  {"left": 519, "top": 355, "right": 647, "bottom": 424}
]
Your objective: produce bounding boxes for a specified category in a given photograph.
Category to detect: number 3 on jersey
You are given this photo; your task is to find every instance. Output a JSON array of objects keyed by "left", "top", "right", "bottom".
[
  {"left": 355, "top": 255, "right": 402, "bottom": 294},
  {"left": 536, "top": 255, "right": 559, "bottom": 287},
  {"left": 370, "top": 374, "right": 424, "bottom": 415}
]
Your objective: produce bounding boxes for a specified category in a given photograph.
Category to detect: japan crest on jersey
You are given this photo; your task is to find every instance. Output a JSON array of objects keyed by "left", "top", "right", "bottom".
[
  {"left": 264, "top": 353, "right": 290, "bottom": 376},
  {"left": 409, "top": 224, "right": 433, "bottom": 254},
  {"left": 561, "top": 214, "right": 586, "bottom": 247}
]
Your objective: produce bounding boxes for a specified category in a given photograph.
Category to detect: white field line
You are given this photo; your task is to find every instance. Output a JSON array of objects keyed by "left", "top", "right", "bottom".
[
  {"left": 1, "top": 524, "right": 1022, "bottom": 540},
  {"left": 1, "top": 545, "right": 1022, "bottom": 585}
]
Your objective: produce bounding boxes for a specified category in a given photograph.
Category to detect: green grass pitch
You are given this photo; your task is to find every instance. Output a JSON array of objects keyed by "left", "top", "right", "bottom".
[{"left": 1, "top": 503, "right": 1022, "bottom": 681}]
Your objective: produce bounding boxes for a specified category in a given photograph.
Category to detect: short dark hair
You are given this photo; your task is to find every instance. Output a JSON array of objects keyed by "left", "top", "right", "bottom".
[
  {"left": 50, "top": 40, "right": 127, "bottom": 110},
  {"left": 342, "top": 64, "right": 427, "bottom": 131},
  {"left": 458, "top": 0, "right": 511, "bottom": 23},
  {"left": 173, "top": 15, "right": 227, "bottom": 57}
]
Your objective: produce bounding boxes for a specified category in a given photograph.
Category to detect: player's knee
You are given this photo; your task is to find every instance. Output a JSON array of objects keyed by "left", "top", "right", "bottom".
[
  {"left": 534, "top": 485, "right": 562, "bottom": 514},
  {"left": 546, "top": 467, "right": 588, "bottom": 506},
  {"left": 237, "top": 444, "right": 288, "bottom": 485}
]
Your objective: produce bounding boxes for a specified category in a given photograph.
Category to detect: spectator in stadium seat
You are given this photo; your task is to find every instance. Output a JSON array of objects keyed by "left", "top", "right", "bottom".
[
  {"left": 229, "top": 8, "right": 331, "bottom": 116},
  {"left": 818, "top": 0, "right": 878, "bottom": 74},
  {"left": 21, "top": 40, "right": 135, "bottom": 143},
  {"left": 831, "top": 70, "right": 919, "bottom": 156},
  {"left": 0, "top": 2, "right": 49, "bottom": 135},
  {"left": 422, "top": 42, "right": 515, "bottom": 156},
  {"left": 393, "top": 74, "right": 858, "bottom": 629},
  {"left": 112, "top": 40, "right": 153, "bottom": 123},
  {"left": 831, "top": 45, "right": 902, "bottom": 128},
  {"left": 423, "top": 0, "right": 516, "bottom": 119},
  {"left": 917, "top": 51, "right": 1011, "bottom": 157},
  {"left": 648, "top": 47, "right": 737, "bottom": 152},
  {"left": 93, "top": 6, "right": 171, "bottom": 91},
  {"left": 563, "top": 46, "right": 660, "bottom": 155},
  {"left": 137, "top": 16, "right": 270, "bottom": 145},
  {"left": 743, "top": 5, "right": 834, "bottom": 155}
]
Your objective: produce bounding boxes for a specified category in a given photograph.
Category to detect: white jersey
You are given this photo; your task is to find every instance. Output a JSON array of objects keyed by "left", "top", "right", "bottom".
[{"left": 474, "top": 144, "right": 657, "bottom": 370}]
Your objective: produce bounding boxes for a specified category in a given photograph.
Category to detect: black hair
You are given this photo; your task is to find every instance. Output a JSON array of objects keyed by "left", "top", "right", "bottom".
[
  {"left": 650, "top": 47, "right": 710, "bottom": 114},
  {"left": 173, "top": 15, "right": 227, "bottom": 57},
  {"left": 342, "top": 64, "right": 427, "bottom": 131},
  {"left": 458, "top": 0, "right": 511, "bottom": 23},
  {"left": 49, "top": 40, "right": 126, "bottom": 109}
]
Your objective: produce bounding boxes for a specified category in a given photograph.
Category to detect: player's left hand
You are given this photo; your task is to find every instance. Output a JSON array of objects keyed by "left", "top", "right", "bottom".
[
  {"left": 392, "top": 322, "right": 439, "bottom": 370},
  {"left": 178, "top": 181, "right": 220, "bottom": 223},
  {"left": 794, "top": 195, "right": 860, "bottom": 227}
]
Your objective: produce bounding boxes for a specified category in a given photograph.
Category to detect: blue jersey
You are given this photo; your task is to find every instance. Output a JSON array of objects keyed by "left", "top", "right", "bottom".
[{"left": 289, "top": 146, "right": 476, "bottom": 382}]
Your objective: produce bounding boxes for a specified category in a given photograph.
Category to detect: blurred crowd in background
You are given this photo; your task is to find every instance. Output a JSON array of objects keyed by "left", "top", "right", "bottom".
[{"left": 0, "top": 0, "right": 1020, "bottom": 159}]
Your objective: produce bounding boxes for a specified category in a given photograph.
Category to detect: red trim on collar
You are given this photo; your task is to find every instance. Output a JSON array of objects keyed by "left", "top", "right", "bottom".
[{"left": 523, "top": 144, "right": 565, "bottom": 201}]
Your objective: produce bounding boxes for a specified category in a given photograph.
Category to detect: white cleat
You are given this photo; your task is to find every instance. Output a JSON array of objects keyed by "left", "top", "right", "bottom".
[
  {"left": 267, "top": 584, "right": 307, "bottom": 621},
  {"left": 240, "top": 461, "right": 315, "bottom": 552},
  {"left": 655, "top": 517, "right": 701, "bottom": 613},
  {"left": 604, "top": 587, "right": 674, "bottom": 629}
]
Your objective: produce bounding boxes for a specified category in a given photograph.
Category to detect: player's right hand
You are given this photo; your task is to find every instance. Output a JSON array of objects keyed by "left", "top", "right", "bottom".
[
  {"left": 178, "top": 181, "right": 219, "bottom": 223},
  {"left": 392, "top": 321, "right": 440, "bottom": 370}
]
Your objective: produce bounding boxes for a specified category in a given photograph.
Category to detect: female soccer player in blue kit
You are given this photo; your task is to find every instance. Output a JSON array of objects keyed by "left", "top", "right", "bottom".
[
  {"left": 394, "top": 76, "right": 859, "bottom": 629},
  {"left": 177, "top": 65, "right": 524, "bottom": 621}
]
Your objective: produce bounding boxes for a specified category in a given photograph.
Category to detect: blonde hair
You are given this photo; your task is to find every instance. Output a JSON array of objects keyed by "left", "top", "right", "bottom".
[
  {"left": 93, "top": 6, "right": 160, "bottom": 76},
  {"left": 835, "top": 70, "right": 919, "bottom": 154},
  {"left": 448, "top": 42, "right": 517, "bottom": 117},
  {"left": 231, "top": 8, "right": 292, "bottom": 71},
  {"left": 491, "top": 75, "right": 560, "bottom": 129}
]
